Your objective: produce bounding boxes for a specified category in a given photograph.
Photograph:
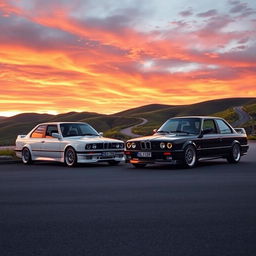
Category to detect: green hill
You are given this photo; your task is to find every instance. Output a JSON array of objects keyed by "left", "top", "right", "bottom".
[
  {"left": 1, "top": 97, "right": 256, "bottom": 145},
  {"left": 131, "top": 98, "right": 256, "bottom": 135}
]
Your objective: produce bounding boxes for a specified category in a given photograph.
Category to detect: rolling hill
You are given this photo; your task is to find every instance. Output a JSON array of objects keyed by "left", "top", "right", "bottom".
[{"left": 0, "top": 97, "right": 256, "bottom": 145}]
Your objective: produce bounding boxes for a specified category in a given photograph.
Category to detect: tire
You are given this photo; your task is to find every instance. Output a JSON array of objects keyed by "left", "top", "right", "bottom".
[
  {"left": 183, "top": 145, "right": 197, "bottom": 168},
  {"left": 65, "top": 147, "right": 77, "bottom": 167},
  {"left": 22, "top": 147, "right": 32, "bottom": 164},
  {"left": 227, "top": 143, "right": 241, "bottom": 164},
  {"left": 132, "top": 163, "right": 147, "bottom": 168},
  {"left": 108, "top": 161, "right": 120, "bottom": 166}
]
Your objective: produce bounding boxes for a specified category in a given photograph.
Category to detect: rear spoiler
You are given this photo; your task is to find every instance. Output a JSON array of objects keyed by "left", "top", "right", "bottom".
[{"left": 234, "top": 128, "right": 246, "bottom": 134}]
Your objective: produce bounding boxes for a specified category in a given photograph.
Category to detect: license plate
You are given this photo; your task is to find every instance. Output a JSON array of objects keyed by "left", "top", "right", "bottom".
[
  {"left": 137, "top": 152, "right": 152, "bottom": 157},
  {"left": 102, "top": 152, "right": 115, "bottom": 157}
]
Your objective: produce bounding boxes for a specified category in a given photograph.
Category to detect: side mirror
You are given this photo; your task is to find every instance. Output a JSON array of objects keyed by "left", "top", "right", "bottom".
[
  {"left": 153, "top": 129, "right": 158, "bottom": 133},
  {"left": 99, "top": 132, "right": 103, "bottom": 136},
  {"left": 52, "top": 133, "right": 62, "bottom": 139}
]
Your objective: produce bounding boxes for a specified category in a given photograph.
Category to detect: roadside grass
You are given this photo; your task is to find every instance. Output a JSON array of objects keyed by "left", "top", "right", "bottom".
[
  {"left": 243, "top": 103, "right": 256, "bottom": 118},
  {"left": 213, "top": 108, "right": 238, "bottom": 123},
  {"left": 0, "top": 149, "right": 16, "bottom": 157},
  {"left": 248, "top": 135, "right": 256, "bottom": 140}
]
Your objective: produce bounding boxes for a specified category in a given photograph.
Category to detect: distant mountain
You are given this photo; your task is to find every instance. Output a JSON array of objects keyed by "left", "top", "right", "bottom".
[
  {"left": 0, "top": 116, "right": 6, "bottom": 121},
  {"left": 0, "top": 97, "right": 256, "bottom": 145},
  {"left": 115, "top": 104, "right": 172, "bottom": 116}
]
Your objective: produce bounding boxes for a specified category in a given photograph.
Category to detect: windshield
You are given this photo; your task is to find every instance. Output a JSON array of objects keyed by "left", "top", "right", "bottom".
[
  {"left": 158, "top": 118, "right": 201, "bottom": 135},
  {"left": 60, "top": 123, "right": 99, "bottom": 137}
]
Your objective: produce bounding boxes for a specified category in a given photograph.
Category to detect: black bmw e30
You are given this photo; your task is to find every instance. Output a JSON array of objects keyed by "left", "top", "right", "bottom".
[{"left": 125, "top": 116, "right": 249, "bottom": 168}]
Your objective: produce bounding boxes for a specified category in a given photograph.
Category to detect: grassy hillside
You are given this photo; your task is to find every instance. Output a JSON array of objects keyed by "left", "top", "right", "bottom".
[
  {"left": 0, "top": 112, "right": 139, "bottom": 145},
  {"left": 115, "top": 104, "right": 172, "bottom": 117},
  {"left": 1, "top": 97, "right": 256, "bottom": 145},
  {"left": 132, "top": 98, "right": 256, "bottom": 136}
]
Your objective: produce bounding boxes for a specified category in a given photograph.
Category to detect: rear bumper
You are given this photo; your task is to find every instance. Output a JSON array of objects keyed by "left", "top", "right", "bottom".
[{"left": 241, "top": 144, "right": 249, "bottom": 155}]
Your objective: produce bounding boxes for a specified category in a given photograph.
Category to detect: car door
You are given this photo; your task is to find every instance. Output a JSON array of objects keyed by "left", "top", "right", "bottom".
[
  {"left": 199, "top": 119, "right": 220, "bottom": 157},
  {"left": 215, "top": 119, "right": 234, "bottom": 154},
  {"left": 29, "top": 125, "right": 47, "bottom": 158},
  {"left": 40, "top": 124, "right": 62, "bottom": 160}
]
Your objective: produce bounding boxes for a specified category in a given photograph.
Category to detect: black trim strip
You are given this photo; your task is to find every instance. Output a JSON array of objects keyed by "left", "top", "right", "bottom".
[{"left": 31, "top": 150, "right": 64, "bottom": 153}]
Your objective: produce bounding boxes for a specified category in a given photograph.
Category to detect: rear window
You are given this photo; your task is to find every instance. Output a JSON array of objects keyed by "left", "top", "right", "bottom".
[{"left": 31, "top": 125, "right": 46, "bottom": 138}]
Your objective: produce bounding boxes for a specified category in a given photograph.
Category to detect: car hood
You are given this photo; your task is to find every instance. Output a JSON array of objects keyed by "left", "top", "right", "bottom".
[
  {"left": 64, "top": 136, "right": 123, "bottom": 144},
  {"left": 128, "top": 134, "right": 197, "bottom": 142}
]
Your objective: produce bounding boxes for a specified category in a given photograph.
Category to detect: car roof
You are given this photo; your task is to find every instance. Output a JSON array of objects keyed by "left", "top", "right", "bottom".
[
  {"left": 168, "top": 116, "right": 223, "bottom": 120},
  {"left": 36, "top": 122, "right": 88, "bottom": 125}
]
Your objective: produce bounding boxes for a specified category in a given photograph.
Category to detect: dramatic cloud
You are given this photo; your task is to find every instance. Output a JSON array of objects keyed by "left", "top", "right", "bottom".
[{"left": 0, "top": 0, "right": 255, "bottom": 116}]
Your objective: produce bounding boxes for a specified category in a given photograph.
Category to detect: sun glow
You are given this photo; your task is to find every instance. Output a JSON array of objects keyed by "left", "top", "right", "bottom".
[{"left": 0, "top": 0, "right": 255, "bottom": 116}]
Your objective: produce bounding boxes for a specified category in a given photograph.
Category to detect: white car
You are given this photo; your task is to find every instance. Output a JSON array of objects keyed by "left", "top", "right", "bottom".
[{"left": 15, "top": 122, "right": 125, "bottom": 167}]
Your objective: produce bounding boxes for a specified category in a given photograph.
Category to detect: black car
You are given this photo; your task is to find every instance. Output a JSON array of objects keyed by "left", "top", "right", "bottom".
[{"left": 125, "top": 116, "right": 249, "bottom": 168}]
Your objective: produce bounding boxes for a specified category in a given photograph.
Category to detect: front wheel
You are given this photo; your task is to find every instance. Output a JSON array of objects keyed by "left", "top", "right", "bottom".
[
  {"left": 22, "top": 147, "right": 32, "bottom": 164},
  {"left": 182, "top": 145, "right": 197, "bottom": 168},
  {"left": 65, "top": 147, "right": 77, "bottom": 167},
  {"left": 227, "top": 144, "right": 241, "bottom": 164}
]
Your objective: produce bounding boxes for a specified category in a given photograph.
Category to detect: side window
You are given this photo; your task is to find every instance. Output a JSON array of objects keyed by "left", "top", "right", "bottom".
[
  {"left": 31, "top": 125, "right": 46, "bottom": 138},
  {"left": 45, "top": 125, "right": 59, "bottom": 138},
  {"left": 203, "top": 119, "right": 217, "bottom": 134},
  {"left": 216, "top": 119, "right": 233, "bottom": 134}
]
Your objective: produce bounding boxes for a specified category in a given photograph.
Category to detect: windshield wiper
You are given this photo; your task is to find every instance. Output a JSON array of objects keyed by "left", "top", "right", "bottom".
[
  {"left": 171, "top": 130, "right": 190, "bottom": 134},
  {"left": 157, "top": 130, "right": 170, "bottom": 134}
]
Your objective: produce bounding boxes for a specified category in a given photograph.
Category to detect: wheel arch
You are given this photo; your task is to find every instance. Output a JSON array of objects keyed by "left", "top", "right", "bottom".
[
  {"left": 21, "top": 144, "right": 33, "bottom": 159},
  {"left": 182, "top": 140, "right": 197, "bottom": 151},
  {"left": 231, "top": 140, "right": 241, "bottom": 147}
]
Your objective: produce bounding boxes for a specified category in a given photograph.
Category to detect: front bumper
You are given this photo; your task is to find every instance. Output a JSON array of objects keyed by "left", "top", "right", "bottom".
[
  {"left": 125, "top": 150, "right": 183, "bottom": 164},
  {"left": 77, "top": 151, "right": 125, "bottom": 163}
]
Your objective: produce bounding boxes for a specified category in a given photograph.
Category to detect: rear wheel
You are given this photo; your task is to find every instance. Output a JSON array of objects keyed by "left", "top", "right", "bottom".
[
  {"left": 132, "top": 163, "right": 147, "bottom": 168},
  {"left": 22, "top": 147, "right": 32, "bottom": 164},
  {"left": 65, "top": 147, "right": 77, "bottom": 167},
  {"left": 183, "top": 145, "right": 197, "bottom": 168},
  {"left": 227, "top": 143, "right": 241, "bottom": 163},
  {"left": 108, "top": 160, "right": 120, "bottom": 166}
]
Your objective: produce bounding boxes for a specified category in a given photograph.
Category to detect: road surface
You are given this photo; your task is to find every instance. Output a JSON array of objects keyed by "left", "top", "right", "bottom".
[
  {"left": 120, "top": 118, "right": 148, "bottom": 137},
  {"left": 0, "top": 142, "right": 256, "bottom": 256},
  {"left": 233, "top": 106, "right": 252, "bottom": 127}
]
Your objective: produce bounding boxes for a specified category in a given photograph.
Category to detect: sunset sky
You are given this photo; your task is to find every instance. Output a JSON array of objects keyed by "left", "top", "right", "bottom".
[{"left": 0, "top": 0, "right": 255, "bottom": 116}]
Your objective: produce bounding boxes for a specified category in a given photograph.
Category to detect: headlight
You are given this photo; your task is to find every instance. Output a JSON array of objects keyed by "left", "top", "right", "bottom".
[
  {"left": 127, "top": 142, "right": 131, "bottom": 149},
  {"left": 160, "top": 142, "right": 166, "bottom": 149},
  {"left": 120, "top": 143, "right": 124, "bottom": 149},
  {"left": 167, "top": 142, "right": 172, "bottom": 149},
  {"left": 131, "top": 142, "right": 136, "bottom": 149},
  {"left": 116, "top": 143, "right": 120, "bottom": 148},
  {"left": 92, "top": 144, "right": 97, "bottom": 149}
]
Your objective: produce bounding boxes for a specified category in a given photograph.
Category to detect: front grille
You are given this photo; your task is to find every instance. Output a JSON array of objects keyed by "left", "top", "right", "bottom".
[
  {"left": 140, "top": 141, "right": 151, "bottom": 150},
  {"left": 85, "top": 143, "right": 124, "bottom": 150}
]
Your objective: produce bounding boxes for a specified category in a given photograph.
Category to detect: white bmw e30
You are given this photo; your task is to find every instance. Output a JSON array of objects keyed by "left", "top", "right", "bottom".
[{"left": 15, "top": 122, "right": 125, "bottom": 167}]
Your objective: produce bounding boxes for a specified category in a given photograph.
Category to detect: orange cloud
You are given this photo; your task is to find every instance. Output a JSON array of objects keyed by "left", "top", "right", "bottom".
[{"left": 0, "top": 0, "right": 255, "bottom": 116}]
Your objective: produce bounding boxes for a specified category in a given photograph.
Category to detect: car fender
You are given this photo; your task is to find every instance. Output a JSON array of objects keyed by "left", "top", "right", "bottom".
[
  {"left": 182, "top": 140, "right": 197, "bottom": 151},
  {"left": 231, "top": 140, "right": 240, "bottom": 147}
]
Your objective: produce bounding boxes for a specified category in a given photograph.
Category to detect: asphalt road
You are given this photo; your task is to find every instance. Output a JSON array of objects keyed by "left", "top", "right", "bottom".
[
  {"left": 0, "top": 143, "right": 256, "bottom": 256},
  {"left": 233, "top": 106, "right": 252, "bottom": 127},
  {"left": 120, "top": 118, "right": 148, "bottom": 137}
]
